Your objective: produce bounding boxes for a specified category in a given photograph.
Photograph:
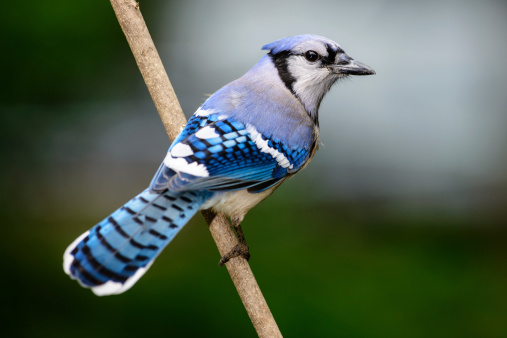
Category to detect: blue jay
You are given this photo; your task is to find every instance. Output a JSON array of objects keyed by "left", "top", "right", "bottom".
[{"left": 63, "top": 34, "right": 375, "bottom": 296}]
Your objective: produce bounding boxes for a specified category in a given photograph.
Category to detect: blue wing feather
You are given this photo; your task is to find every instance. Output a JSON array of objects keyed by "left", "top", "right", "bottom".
[
  {"left": 169, "top": 111, "right": 222, "bottom": 149},
  {"left": 150, "top": 115, "right": 310, "bottom": 193}
]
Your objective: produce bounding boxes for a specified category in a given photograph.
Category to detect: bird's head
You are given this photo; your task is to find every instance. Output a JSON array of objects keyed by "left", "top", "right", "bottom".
[{"left": 262, "top": 34, "right": 375, "bottom": 119}]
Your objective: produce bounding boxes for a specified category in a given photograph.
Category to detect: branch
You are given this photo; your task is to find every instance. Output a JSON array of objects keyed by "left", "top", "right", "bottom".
[{"left": 109, "top": 1, "right": 282, "bottom": 337}]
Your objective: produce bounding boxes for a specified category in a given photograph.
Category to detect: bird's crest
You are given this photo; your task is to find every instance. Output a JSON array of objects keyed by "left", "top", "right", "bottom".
[{"left": 261, "top": 34, "right": 340, "bottom": 55}]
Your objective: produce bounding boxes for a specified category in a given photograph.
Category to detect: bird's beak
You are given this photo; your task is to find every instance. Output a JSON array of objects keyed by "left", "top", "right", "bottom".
[{"left": 330, "top": 54, "right": 376, "bottom": 76}]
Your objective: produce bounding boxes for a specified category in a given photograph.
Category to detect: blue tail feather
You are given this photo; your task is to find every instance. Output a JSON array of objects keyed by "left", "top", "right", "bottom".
[{"left": 63, "top": 188, "right": 212, "bottom": 296}]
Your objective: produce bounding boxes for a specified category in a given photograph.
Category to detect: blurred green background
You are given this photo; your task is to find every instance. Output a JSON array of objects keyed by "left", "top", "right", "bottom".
[{"left": 2, "top": 1, "right": 507, "bottom": 337}]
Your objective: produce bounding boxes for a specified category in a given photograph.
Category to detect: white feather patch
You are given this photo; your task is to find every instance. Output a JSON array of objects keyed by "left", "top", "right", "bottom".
[
  {"left": 245, "top": 124, "right": 293, "bottom": 169},
  {"left": 288, "top": 56, "right": 337, "bottom": 118},
  {"left": 195, "top": 108, "right": 215, "bottom": 117},
  {"left": 164, "top": 154, "right": 209, "bottom": 177},
  {"left": 63, "top": 230, "right": 90, "bottom": 275},
  {"left": 195, "top": 126, "right": 219, "bottom": 139},
  {"left": 91, "top": 261, "right": 154, "bottom": 296},
  {"left": 171, "top": 143, "right": 193, "bottom": 157}
]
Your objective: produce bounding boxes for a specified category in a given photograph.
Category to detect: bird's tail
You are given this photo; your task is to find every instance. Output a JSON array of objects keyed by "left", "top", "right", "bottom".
[{"left": 63, "top": 188, "right": 211, "bottom": 296}]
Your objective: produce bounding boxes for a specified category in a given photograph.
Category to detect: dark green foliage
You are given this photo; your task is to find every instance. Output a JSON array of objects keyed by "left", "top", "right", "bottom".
[{"left": 1, "top": 192, "right": 506, "bottom": 337}]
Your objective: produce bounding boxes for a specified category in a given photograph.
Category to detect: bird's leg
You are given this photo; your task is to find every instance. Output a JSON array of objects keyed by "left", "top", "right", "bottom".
[{"left": 219, "top": 216, "right": 250, "bottom": 266}]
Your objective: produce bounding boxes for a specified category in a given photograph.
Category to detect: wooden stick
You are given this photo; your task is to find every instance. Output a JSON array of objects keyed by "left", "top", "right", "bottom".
[{"left": 109, "top": 1, "right": 282, "bottom": 337}]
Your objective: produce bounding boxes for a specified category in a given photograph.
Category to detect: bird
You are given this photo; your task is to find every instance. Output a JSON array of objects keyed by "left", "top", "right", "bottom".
[{"left": 63, "top": 34, "right": 375, "bottom": 296}]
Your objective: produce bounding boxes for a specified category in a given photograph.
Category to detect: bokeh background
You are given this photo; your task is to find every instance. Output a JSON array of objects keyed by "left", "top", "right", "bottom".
[{"left": 2, "top": 0, "right": 507, "bottom": 337}]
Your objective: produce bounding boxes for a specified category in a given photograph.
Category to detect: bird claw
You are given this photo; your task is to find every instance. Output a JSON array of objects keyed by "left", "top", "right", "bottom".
[
  {"left": 218, "top": 219, "right": 250, "bottom": 266},
  {"left": 218, "top": 242, "right": 250, "bottom": 266}
]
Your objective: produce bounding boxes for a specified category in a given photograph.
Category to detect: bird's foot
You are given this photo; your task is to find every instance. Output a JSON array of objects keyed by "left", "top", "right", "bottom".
[
  {"left": 218, "top": 217, "right": 250, "bottom": 266},
  {"left": 218, "top": 242, "right": 250, "bottom": 266}
]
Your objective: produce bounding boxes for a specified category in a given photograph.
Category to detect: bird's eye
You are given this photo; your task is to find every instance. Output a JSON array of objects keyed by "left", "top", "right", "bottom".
[{"left": 305, "top": 50, "right": 319, "bottom": 62}]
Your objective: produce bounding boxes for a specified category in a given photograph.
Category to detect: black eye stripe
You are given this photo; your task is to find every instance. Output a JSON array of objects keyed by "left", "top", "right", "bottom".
[
  {"left": 298, "top": 44, "right": 346, "bottom": 65},
  {"left": 269, "top": 51, "right": 297, "bottom": 94},
  {"left": 325, "top": 44, "right": 338, "bottom": 63},
  {"left": 318, "top": 43, "right": 345, "bottom": 65}
]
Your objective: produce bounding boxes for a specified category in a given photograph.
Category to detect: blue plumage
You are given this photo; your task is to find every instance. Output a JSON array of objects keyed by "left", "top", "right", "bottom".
[
  {"left": 64, "top": 34, "right": 374, "bottom": 295},
  {"left": 64, "top": 189, "right": 211, "bottom": 295},
  {"left": 152, "top": 117, "right": 308, "bottom": 193}
]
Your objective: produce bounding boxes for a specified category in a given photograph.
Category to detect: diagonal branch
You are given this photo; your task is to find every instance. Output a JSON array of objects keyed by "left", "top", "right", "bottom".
[{"left": 109, "top": 1, "right": 282, "bottom": 337}]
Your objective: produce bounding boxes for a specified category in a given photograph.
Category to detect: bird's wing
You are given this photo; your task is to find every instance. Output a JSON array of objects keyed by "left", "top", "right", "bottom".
[{"left": 150, "top": 115, "right": 312, "bottom": 193}]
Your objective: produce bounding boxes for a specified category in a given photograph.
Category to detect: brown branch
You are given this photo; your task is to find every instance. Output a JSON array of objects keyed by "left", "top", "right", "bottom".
[{"left": 109, "top": 1, "right": 282, "bottom": 337}]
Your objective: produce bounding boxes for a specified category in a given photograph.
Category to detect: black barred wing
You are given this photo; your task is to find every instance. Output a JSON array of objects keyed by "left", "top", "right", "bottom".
[{"left": 150, "top": 117, "right": 311, "bottom": 193}]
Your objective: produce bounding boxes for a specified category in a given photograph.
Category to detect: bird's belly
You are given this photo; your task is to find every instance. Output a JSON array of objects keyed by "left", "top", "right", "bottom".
[{"left": 201, "top": 184, "right": 281, "bottom": 219}]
